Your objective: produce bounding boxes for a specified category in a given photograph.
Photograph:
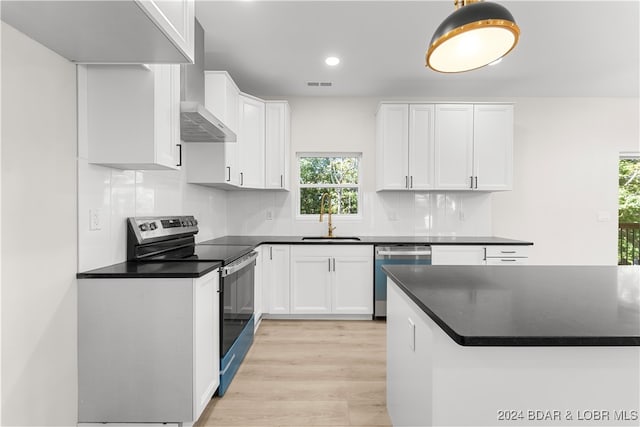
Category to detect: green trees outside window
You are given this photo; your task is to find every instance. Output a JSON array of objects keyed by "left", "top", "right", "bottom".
[
  {"left": 619, "top": 158, "right": 640, "bottom": 265},
  {"left": 299, "top": 155, "right": 360, "bottom": 215}
]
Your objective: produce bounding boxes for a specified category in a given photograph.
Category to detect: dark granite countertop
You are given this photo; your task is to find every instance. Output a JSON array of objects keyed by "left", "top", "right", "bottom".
[
  {"left": 383, "top": 265, "right": 640, "bottom": 346},
  {"left": 77, "top": 261, "right": 222, "bottom": 279},
  {"left": 199, "top": 235, "right": 533, "bottom": 246}
]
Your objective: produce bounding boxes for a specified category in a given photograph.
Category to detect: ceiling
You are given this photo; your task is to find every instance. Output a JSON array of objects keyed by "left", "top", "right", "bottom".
[{"left": 197, "top": 1, "right": 640, "bottom": 98}]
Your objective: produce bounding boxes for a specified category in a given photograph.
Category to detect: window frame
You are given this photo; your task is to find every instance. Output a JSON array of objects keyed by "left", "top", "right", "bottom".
[{"left": 295, "top": 152, "right": 363, "bottom": 220}]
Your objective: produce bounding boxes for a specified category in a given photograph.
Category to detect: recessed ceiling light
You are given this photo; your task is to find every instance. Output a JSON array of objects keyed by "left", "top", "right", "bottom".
[{"left": 325, "top": 56, "right": 340, "bottom": 66}]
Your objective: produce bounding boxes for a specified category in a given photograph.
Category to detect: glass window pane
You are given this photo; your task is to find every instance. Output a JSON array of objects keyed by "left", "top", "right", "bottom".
[
  {"left": 299, "top": 188, "right": 359, "bottom": 215},
  {"left": 299, "top": 156, "right": 359, "bottom": 185}
]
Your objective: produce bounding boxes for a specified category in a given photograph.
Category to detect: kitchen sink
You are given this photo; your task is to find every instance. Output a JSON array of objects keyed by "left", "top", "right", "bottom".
[{"left": 302, "top": 236, "right": 361, "bottom": 242}]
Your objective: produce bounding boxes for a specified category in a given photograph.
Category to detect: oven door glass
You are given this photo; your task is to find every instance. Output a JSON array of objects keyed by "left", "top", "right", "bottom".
[{"left": 221, "top": 264, "right": 254, "bottom": 357}]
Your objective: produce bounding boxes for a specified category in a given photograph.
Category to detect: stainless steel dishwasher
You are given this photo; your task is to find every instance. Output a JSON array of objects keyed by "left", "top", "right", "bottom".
[{"left": 374, "top": 245, "right": 432, "bottom": 318}]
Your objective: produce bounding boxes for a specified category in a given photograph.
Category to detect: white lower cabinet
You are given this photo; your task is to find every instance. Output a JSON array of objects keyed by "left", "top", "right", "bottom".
[
  {"left": 485, "top": 245, "right": 529, "bottom": 265},
  {"left": 262, "top": 245, "right": 291, "bottom": 314},
  {"left": 254, "top": 246, "right": 264, "bottom": 331},
  {"left": 291, "top": 255, "right": 333, "bottom": 314},
  {"left": 290, "top": 245, "right": 373, "bottom": 315},
  {"left": 431, "top": 245, "right": 530, "bottom": 265},
  {"left": 78, "top": 269, "right": 219, "bottom": 424},
  {"left": 431, "top": 246, "right": 486, "bottom": 265}
]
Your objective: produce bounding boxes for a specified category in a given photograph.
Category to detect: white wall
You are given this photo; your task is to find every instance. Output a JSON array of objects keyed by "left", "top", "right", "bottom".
[
  {"left": 493, "top": 98, "right": 640, "bottom": 265},
  {"left": 227, "top": 97, "right": 493, "bottom": 237},
  {"left": 77, "top": 68, "right": 229, "bottom": 272},
  {"left": 1, "top": 22, "right": 78, "bottom": 425}
]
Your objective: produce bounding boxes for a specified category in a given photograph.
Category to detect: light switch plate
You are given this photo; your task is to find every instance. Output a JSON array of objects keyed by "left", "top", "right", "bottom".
[
  {"left": 266, "top": 210, "right": 273, "bottom": 221},
  {"left": 89, "top": 209, "right": 102, "bottom": 231}
]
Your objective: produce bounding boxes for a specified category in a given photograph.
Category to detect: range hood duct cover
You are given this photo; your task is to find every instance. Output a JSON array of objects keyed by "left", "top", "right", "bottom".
[{"left": 180, "top": 20, "right": 236, "bottom": 143}]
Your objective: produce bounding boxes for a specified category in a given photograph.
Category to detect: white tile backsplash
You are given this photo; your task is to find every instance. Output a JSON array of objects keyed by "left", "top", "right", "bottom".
[
  {"left": 226, "top": 189, "right": 492, "bottom": 237},
  {"left": 78, "top": 159, "right": 228, "bottom": 272}
]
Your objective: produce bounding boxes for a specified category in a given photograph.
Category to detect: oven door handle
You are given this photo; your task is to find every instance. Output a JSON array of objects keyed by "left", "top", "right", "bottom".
[
  {"left": 376, "top": 250, "right": 432, "bottom": 257},
  {"left": 222, "top": 251, "right": 259, "bottom": 277}
]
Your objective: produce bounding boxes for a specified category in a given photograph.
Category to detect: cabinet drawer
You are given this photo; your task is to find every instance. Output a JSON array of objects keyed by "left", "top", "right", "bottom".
[
  {"left": 485, "top": 258, "right": 528, "bottom": 266},
  {"left": 485, "top": 246, "right": 529, "bottom": 258}
]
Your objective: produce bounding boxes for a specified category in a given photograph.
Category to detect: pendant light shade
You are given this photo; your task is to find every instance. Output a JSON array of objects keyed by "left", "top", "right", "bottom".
[{"left": 426, "top": 1, "right": 520, "bottom": 73}]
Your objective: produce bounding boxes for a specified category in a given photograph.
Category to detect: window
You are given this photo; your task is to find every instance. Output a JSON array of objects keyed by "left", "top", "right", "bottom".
[{"left": 297, "top": 153, "right": 361, "bottom": 216}]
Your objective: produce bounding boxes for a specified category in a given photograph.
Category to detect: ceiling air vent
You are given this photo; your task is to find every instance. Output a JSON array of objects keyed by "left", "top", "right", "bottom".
[{"left": 306, "top": 81, "right": 333, "bottom": 87}]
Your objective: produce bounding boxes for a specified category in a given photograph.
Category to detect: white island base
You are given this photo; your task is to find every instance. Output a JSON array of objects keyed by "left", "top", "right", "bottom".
[{"left": 387, "top": 280, "right": 640, "bottom": 427}]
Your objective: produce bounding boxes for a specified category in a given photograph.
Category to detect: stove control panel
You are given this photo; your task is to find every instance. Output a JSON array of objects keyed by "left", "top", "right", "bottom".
[{"left": 128, "top": 216, "right": 198, "bottom": 243}]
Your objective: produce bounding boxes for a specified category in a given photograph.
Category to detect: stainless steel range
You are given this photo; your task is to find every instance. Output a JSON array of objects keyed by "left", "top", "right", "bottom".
[{"left": 127, "top": 215, "right": 257, "bottom": 396}]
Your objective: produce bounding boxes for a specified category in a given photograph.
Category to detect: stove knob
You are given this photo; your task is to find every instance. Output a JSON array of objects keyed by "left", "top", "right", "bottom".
[
  {"left": 139, "top": 223, "right": 149, "bottom": 231},
  {"left": 149, "top": 222, "right": 157, "bottom": 230},
  {"left": 193, "top": 219, "right": 198, "bottom": 226}
]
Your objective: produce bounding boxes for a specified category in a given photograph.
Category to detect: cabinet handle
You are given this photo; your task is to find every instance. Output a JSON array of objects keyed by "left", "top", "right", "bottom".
[
  {"left": 410, "top": 176, "right": 413, "bottom": 189},
  {"left": 270, "top": 246, "right": 273, "bottom": 260},
  {"left": 500, "top": 250, "right": 517, "bottom": 254},
  {"left": 280, "top": 174, "right": 284, "bottom": 188},
  {"left": 405, "top": 176, "right": 409, "bottom": 189},
  {"left": 328, "top": 258, "right": 331, "bottom": 272},
  {"left": 474, "top": 176, "right": 478, "bottom": 189},
  {"left": 332, "top": 258, "right": 336, "bottom": 271},
  {"left": 226, "top": 166, "right": 231, "bottom": 182},
  {"left": 176, "top": 144, "right": 182, "bottom": 167},
  {"left": 470, "top": 176, "right": 474, "bottom": 189},
  {"left": 500, "top": 259, "right": 517, "bottom": 262},
  {"left": 240, "top": 172, "right": 244, "bottom": 186}
]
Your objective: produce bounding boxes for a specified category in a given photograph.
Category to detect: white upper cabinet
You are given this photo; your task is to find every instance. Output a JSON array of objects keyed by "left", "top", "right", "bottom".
[
  {"left": 83, "top": 64, "right": 181, "bottom": 170},
  {"left": 204, "top": 71, "right": 240, "bottom": 134},
  {"left": 376, "top": 104, "right": 409, "bottom": 190},
  {"left": 185, "top": 72, "right": 240, "bottom": 188},
  {"left": 434, "top": 104, "right": 475, "bottom": 190},
  {"left": 409, "top": 104, "right": 436, "bottom": 190},
  {"left": 377, "top": 102, "right": 513, "bottom": 192},
  {"left": 1, "top": 0, "right": 194, "bottom": 64},
  {"left": 237, "top": 94, "right": 266, "bottom": 189},
  {"left": 473, "top": 104, "right": 514, "bottom": 191},
  {"left": 265, "top": 101, "right": 291, "bottom": 190}
]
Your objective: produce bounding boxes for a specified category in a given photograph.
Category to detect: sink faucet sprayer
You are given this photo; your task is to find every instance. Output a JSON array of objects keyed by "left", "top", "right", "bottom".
[{"left": 319, "top": 192, "right": 336, "bottom": 238}]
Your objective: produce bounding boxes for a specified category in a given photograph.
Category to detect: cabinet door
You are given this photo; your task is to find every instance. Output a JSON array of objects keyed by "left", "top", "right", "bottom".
[
  {"left": 332, "top": 255, "right": 373, "bottom": 314},
  {"left": 485, "top": 258, "right": 528, "bottom": 265},
  {"left": 265, "top": 102, "right": 290, "bottom": 190},
  {"left": 434, "top": 104, "right": 474, "bottom": 190},
  {"left": 152, "top": 64, "right": 181, "bottom": 169},
  {"left": 238, "top": 94, "right": 265, "bottom": 188},
  {"left": 376, "top": 104, "right": 409, "bottom": 190},
  {"left": 193, "top": 270, "right": 219, "bottom": 421},
  {"left": 291, "top": 256, "right": 332, "bottom": 314},
  {"left": 204, "top": 71, "right": 240, "bottom": 134},
  {"left": 473, "top": 104, "right": 513, "bottom": 191},
  {"left": 264, "top": 245, "right": 291, "bottom": 314},
  {"left": 408, "top": 104, "right": 435, "bottom": 190},
  {"left": 254, "top": 247, "right": 263, "bottom": 330},
  {"left": 431, "top": 246, "right": 485, "bottom": 265},
  {"left": 137, "top": 0, "right": 195, "bottom": 62}
]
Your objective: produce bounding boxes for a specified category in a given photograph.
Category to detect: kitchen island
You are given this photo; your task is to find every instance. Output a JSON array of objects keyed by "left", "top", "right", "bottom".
[{"left": 384, "top": 265, "right": 640, "bottom": 426}]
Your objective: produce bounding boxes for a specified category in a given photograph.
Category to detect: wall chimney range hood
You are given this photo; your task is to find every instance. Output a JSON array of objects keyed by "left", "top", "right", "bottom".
[{"left": 180, "top": 20, "right": 236, "bottom": 143}]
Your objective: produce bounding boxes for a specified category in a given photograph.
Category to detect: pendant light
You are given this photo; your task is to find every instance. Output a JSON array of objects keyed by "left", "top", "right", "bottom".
[{"left": 426, "top": 0, "right": 520, "bottom": 73}]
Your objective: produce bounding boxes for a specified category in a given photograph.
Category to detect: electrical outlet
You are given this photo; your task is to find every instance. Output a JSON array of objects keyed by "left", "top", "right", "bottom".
[
  {"left": 266, "top": 210, "right": 273, "bottom": 221},
  {"left": 89, "top": 209, "right": 102, "bottom": 231}
]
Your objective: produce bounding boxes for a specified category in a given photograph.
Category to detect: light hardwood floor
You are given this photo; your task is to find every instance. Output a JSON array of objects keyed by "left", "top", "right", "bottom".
[{"left": 196, "top": 319, "right": 391, "bottom": 427}]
